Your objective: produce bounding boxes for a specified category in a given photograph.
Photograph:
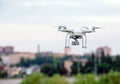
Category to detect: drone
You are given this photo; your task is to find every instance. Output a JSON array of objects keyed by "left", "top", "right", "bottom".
[{"left": 58, "top": 26, "right": 100, "bottom": 48}]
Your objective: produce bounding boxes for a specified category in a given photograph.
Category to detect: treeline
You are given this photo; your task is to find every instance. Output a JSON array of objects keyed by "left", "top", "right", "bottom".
[
  {"left": 16, "top": 56, "right": 70, "bottom": 76},
  {"left": 71, "top": 54, "right": 120, "bottom": 75},
  {"left": 16, "top": 54, "right": 120, "bottom": 76},
  {"left": 17, "top": 55, "right": 73, "bottom": 67},
  {"left": 21, "top": 72, "right": 120, "bottom": 84}
]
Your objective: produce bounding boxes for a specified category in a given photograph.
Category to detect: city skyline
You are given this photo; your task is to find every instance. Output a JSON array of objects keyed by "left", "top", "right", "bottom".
[
  {"left": 0, "top": 0, "right": 120, "bottom": 55},
  {"left": 0, "top": 45, "right": 113, "bottom": 56}
]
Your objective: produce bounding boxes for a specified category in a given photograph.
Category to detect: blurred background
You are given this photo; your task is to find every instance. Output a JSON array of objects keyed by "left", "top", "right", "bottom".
[{"left": 0, "top": 0, "right": 120, "bottom": 84}]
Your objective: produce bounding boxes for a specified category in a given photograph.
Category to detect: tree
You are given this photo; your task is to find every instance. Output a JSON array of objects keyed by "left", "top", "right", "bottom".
[
  {"left": 82, "top": 53, "right": 95, "bottom": 74},
  {"left": 56, "top": 62, "right": 67, "bottom": 75},
  {"left": 41, "top": 64, "right": 57, "bottom": 76},
  {"left": 113, "top": 55, "right": 120, "bottom": 71},
  {"left": 97, "top": 63, "right": 110, "bottom": 74},
  {"left": 19, "top": 58, "right": 31, "bottom": 67},
  {"left": 71, "top": 61, "right": 83, "bottom": 75},
  {"left": 21, "top": 73, "right": 45, "bottom": 84}
]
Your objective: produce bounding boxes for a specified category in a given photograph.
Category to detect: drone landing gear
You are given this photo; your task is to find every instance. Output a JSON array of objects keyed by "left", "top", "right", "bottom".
[
  {"left": 82, "top": 34, "right": 87, "bottom": 48},
  {"left": 65, "top": 33, "right": 87, "bottom": 48}
]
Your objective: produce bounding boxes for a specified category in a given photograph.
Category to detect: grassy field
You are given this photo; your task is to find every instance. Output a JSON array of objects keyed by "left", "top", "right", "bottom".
[{"left": 21, "top": 72, "right": 120, "bottom": 84}]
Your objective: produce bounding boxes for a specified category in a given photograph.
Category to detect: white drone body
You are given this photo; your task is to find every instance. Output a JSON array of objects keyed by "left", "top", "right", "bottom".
[{"left": 58, "top": 26, "right": 100, "bottom": 48}]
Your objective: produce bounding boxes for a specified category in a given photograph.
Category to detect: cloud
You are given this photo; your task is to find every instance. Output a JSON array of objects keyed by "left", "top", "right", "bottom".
[
  {"left": 1, "top": 0, "right": 120, "bottom": 54},
  {"left": 7, "top": 0, "right": 83, "bottom": 7},
  {"left": 6, "top": 15, "right": 120, "bottom": 25},
  {"left": 0, "top": 23, "right": 66, "bottom": 52},
  {"left": 10, "top": 0, "right": 120, "bottom": 8},
  {"left": 0, "top": 18, "right": 120, "bottom": 55},
  {"left": 2, "top": 0, "right": 120, "bottom": 16},
  {"left": 101, "top": 0, "right": 120, "bottom": 4},
  {"left": 0, "top": 23, "right": 63, "bottom": 40}
]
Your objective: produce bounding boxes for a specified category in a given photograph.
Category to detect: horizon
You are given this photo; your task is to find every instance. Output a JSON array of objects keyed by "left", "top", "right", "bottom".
[
  {"left": 0, "top": 0, "right": 120, "bottom": 55},
  {"left": 0, "top": 45, "right": 116, "bottom": 56}
]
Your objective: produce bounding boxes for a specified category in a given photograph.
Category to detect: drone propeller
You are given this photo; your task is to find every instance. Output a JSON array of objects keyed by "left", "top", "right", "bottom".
[
  {"left": 80, "top": 26, "right": 102, "bottom": 29},
  {"left": 93, "top": 26, "right": 102, "bottom": 29},
  {"left": 80, "top": 26, "right": 89, "bottom": 29}
]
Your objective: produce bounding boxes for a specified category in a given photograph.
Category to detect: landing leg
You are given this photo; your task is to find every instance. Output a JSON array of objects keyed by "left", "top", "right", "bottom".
[
  {"left": 84, "top": 34, "right": 87, "bottom": 48},
  {"left": 65, "top": 33, "right": 71, "bottom": 47},
  {"left": 82, "top": 35, "right": 84, "bottom": 48},
  {"left": 65, "top": 33, "right": 70, "bottom": 54}
]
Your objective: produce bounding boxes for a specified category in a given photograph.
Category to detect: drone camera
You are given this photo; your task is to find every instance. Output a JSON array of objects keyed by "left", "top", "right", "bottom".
[
  {"left": 64, "top": 27, "right": 67, "bottom": 30},
  {"left": 58, "top": 27, "right": 61, "bottom": 29}
]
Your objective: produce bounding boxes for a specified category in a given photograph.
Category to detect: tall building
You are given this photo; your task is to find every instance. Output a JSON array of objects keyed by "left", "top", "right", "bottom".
[
  {"left": 0, "top": 46, "right": 4, "bottom": 55},
  {"left": 65, "top": 47, "right": 72, "bottom": 55},
  {"left": 37, "top": 45, "right": 40, "bottom": 53},
  {"left": 0, "top": 46, "right": 14, "bottom": 55},
  {"left": 35, "top": 45, "right": 53, "bottom": 57},
  {"left": 96, "top": 46, "right": 111, "bottom": 57},
  {"left": 3, "top": 46, "right": 14, "bottom": 55},
  {"left": 36, "top": 45, "right": 41, "bottom": 57}
]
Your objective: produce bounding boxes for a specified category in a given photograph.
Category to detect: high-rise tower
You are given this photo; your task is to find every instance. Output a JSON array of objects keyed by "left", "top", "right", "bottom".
[
  {"left": 36, "top": 44, "right": 41, "bottom": 57},
  {"left": 37, "top": 44, "right": 40, "bottom": 53}
]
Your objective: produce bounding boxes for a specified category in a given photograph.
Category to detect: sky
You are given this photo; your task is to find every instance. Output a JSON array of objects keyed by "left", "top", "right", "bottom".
[{"left": 0, "top": 0, "right": 120, "bottom": 55}]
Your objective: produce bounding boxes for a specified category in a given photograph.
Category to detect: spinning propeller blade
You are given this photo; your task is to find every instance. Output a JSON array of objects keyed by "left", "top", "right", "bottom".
[
  {"left": 93, "top": 26, "right": 102, "bottom": 29},
  {"left": 80, "top": 26, "right": 89, "bottom": 29}
]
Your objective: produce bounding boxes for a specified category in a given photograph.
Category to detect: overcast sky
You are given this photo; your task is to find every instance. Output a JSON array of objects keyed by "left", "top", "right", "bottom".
[{"left": 0, "top": 0, "right": 120, "bottom": 55}]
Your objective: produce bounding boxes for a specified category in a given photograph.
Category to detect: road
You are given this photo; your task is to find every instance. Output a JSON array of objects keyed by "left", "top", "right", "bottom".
[
  {"left": 0, "top": 78, "right": 76, "bottom": 84},
  {"left": 0, "top": 79, "right": 22, "bottom": 84}
]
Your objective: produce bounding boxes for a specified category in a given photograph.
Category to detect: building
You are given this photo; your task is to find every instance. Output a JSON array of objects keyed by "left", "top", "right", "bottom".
[
  {"left": 64, "top": 60, "right": 73, "bottom": 75},
  {"left": 96, "top": 46, "right": 111, "bottom": 57},
  {"left": 3, "top": 46, "right": 14, "bottom": 55},
  {"left": 0, "top": 46, "right": 14, "bottom": 55},
  {"left": 7, "top": 67, "right": 22, "bottom": 77},
  {"left": 1, "top": 52, "right": 36, "bottom": 65},
  {"left": 52, "top": 53, "right": 64, "bottom": 58},
  {"left": 36, "top": 52, "right": 53, "bottom": 57},
  {"left": 65, "top": 47, "right": 72, "bottom": 55},
  {"left": 36, "top": 45, "right": 41, "bottom": 57},
  {"left": 0, "top": 46, "right": 4, "bottom": 55}
]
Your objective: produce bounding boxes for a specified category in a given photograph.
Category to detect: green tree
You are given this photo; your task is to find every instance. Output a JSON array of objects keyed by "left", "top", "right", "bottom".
[
  {"left": 41, "top": 64, "right": 57, "bottom": 76},
  {"left": 97, "top": 63, "right": 110, "bottom": 74},
  {"left": 71, "top": 62, "right": 83, "bottom": 75},
  {"left": 84, "top": 53, "right": 95, "bottom": 73},
  {"left": 56, "top": 62, "right": 67, "bottom": 75},
  {"left": 21, "top": 73, "right": 45, "bottom": 84},
  {"left": 113, "top": 55, "right": 120, "bottom": 71}
]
